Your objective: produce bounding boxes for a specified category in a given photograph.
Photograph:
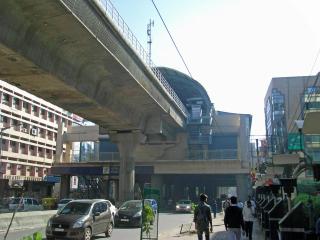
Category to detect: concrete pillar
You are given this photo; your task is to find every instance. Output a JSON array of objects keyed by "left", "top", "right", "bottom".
[
  {"left": 236, "top": 174, "right": 250, "bottom": 202},
  {"left": 59, "top": 175, "right": 70, "bottom": 199},
  {"left": 115, "top": 131, "right": 144, "bottom": 202},
  {"left": 55, "top": 121, "right": 64, "bottom": 163}
]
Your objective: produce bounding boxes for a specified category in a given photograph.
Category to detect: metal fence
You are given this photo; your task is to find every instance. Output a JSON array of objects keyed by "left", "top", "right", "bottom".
[
  {"left": 60, "top": 0, "right": 188, "bottom": 117},
  {"left": 188, "top": 149, "right": 238, "bottom": 160},
  {"left": 70, "top": 150, "right": 120, "bottom": 162}
]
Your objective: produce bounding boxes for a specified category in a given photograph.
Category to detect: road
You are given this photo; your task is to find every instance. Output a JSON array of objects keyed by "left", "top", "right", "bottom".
[{"left": 0, "top": 212, "right": 194, "bottom": 240}]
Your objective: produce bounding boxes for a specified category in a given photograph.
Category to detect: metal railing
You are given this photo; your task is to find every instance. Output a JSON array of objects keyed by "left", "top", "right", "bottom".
[
  {"left": 60, "top": 0, "right": 188, "bottom": 117},
  {"left": 69, "top": 150, "right": 119, "bottom": 162},
  {"left": 188, "top": 149, "right": 238, "bottom": 160}
]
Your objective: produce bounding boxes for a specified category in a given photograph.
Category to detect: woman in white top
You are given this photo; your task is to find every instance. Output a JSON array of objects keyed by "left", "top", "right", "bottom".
[{"left": 242, "top": 200, "right": 255, "bottom": 240}]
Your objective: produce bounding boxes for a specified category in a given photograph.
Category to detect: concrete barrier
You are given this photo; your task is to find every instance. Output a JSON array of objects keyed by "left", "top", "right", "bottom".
[{"left": 0, "top": 210, "right": 57, "bottom": 231}]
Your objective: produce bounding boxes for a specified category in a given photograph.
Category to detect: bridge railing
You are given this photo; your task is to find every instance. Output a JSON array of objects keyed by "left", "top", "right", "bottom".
[{"left": 60, "top": 0, "right": 188, "bottom": 117}]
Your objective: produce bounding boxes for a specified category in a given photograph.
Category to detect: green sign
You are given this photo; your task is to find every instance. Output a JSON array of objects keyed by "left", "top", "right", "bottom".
[{"left": 288, "top": 133, "right": 304, "bottom": 151}]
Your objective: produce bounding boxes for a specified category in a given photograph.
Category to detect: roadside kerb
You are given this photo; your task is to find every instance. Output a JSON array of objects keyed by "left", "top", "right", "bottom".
[{"left": 0, "top": 210, "right": 57, "bottom": 232}]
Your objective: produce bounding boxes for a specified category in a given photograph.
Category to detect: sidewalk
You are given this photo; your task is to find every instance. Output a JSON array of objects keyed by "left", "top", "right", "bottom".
[{"left": 159, "top": 213, "right": 264, "bottom": 240}]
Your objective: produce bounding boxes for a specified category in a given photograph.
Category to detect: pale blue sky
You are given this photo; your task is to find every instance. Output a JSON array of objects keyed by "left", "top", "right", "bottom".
[{"left": 111, "top": 0, "right": 320, "bottom": 137}]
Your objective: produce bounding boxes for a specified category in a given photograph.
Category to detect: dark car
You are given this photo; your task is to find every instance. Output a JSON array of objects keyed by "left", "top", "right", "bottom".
[
  {"left": 46, "top": 199, "right": 113, "bottom": 240},
  {"left": 114, "top": 199, "right": 157, "bottom": 227}
]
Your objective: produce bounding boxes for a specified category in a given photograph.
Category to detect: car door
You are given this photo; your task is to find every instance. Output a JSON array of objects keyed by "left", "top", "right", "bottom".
[
  {"left": 32, "top": 199, "right": 41, "bottom": 210},
  {"left": 92, "top": 203, "right": 102, "bottom": 235},
  {"left": 25, "top": 198, "right": 32, "bottom": 211},
  {"left": 99, "top": 202, "right": 111, "bottom": 233}
]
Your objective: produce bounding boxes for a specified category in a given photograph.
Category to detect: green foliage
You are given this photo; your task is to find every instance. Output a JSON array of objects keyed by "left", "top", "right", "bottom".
[
  {"left": 33, "top": 231, "right": 42, "bottom": 240},
  {"left": 20, "top": 231, "right": 42, "bottom": 240},
  {"left": 142, "top": 204, "right": 154, "bottom": 238},
  {"left": 293, "top": 193, "right": 320, "bottom": 218},
  {"left": 42, "top": 197, "right": 57, "bottom": 210},
  {"left": 191, "top": 203, "right": 197, "bottom": 212},
  {"left": 22, "top": 237, "right": 32, "bottom": 240}
]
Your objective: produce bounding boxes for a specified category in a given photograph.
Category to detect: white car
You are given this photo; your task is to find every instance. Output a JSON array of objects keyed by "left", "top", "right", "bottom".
[
  {"left": 93, "top": 199, "right": 117, "bottom": 219},
  {"left": 106, "top": 200, "right": 117, "bottom": 218},
  {"left": 9, "top": 197, "right": 43, "bottom": 211}
]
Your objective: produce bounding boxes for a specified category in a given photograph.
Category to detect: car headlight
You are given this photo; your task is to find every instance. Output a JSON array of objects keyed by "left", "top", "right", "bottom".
[
  {"left": 186, "top": 206, "right": 190, "bottom": 209},
  {"left": 72, "top": 220, "right": 85, "bottom": 228},
  {"left": 47, "top": 219, "right": 52, "bottom": 227},
  {"left": 176, "top": 205, "right": 180, "bottom": 209},
  {"left": 133, "top": 211, "right": 142, "bottom": 217}
]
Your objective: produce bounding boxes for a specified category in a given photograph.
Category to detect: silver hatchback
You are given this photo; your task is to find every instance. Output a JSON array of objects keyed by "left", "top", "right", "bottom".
[{"left": 9, "top": 197, "right": 43, "bottom": 211}]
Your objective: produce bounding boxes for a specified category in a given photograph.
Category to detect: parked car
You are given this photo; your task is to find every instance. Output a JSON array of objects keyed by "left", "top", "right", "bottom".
[
  {"left": 57, "top": 198, "right": 73, "bottom": 211},
  {"left": 46, "top": 199, "right": 113, "bottom": 240},
  {"left": 105, "top": 199, "right": 117, "bottom": 219},
  {"left": 9, "top": 197, "right": 43, "bottom": 211},
  {"left": 114, "top": 199, "right": 157, "bottom": 227},
  {"left": 175, "top": 199, "right": 192, "bottom": 213}
]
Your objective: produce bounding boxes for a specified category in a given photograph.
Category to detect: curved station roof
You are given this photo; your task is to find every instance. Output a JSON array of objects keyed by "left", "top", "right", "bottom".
[{"left": 158, "top": 67, "right": 212, "bottom": 109}]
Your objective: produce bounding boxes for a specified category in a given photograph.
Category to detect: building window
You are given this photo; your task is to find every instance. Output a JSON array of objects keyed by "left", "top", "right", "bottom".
[
  {"left": 32, "top": 105, "right": 38, "bottom": 115},
  {"left": 41, "top": 109, "right": 46, "bottom": 118},
  {"left": 13, "top": 97, "right": 20, "bottom": 109},
  {"left": 23, "top": 102, "right": 29, "bottom": 112},
  {"left": 2, "top": 93, "right": 10, "bottom": 105}
]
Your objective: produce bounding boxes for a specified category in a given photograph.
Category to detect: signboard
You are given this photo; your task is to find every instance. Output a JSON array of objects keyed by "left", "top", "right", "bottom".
[
  {"left": 70, "top": 176, "right": 78, "bottom": 189},
  {"left": 43, "top": 175, "right": 61, "bottom": 183},
  {"left": 288, "top": 133, "right": 304, "bottom": 151}
]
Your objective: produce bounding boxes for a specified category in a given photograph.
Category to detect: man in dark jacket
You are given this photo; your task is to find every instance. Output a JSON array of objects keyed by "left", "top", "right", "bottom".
[
  {"left": 193, "top": 193, "right": 213, "bottom": 240},
  {"left": 224, "top": 196, "right": 244, "bottom": 240}
]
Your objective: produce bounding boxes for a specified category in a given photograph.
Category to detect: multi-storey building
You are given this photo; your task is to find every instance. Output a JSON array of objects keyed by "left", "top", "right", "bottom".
[
  {"left": 264, "top": 75, "right": 320, "bottom": 177},
  {"left": 0, "top": 80, "right": 82, "bottom": 199}
]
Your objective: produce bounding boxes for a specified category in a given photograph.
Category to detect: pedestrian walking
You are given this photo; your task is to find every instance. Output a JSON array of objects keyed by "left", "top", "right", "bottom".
[
  {"left": 243, "top": 200, "right": 255, "bottom": 240},
  {"left": 194, "top": 193, "right": 213, "bottom": 240},
  {"left": 212, "top": 200, "right": 217, "bottom": 218},
  {"left": 224, "top": 196, "right": 244, "bottom": 240}
]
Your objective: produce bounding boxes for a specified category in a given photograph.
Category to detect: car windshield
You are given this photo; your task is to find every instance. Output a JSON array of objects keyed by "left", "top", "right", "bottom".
[
  {"left": 178, "top": 200, "right": 191, "bottom": 204},
  {"left": 59, "top": 202, "right": 91, "bottom": 215},
  {"left": 59, "top": 199, "right": 72, "bottom": 204},
  {"left": 119, "top": 201, "right": 142, "bottom": 210}
]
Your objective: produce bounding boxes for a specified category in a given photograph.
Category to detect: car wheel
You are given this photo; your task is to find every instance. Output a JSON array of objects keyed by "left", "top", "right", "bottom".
[
  {"left": 105, "top": 222, "right": 113, "bottom": 237},
  {"left": 84, "top": 227, "right": 92, "bottom": 240}
]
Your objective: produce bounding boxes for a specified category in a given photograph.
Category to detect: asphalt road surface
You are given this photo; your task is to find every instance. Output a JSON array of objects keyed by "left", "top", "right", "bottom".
[{"left": 0, "top": 212, "right": 195, "bottom": 240}]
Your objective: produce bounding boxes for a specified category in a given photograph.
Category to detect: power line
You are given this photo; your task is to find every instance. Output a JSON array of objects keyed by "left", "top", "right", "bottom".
[{"left": 150, "top": 0, "right": 193, "bottom": 79}]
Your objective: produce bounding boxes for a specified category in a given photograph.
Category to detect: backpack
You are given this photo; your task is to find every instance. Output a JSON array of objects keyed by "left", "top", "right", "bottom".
[{"left": 196, "top": 205, "right": 208, "bottom": 230}]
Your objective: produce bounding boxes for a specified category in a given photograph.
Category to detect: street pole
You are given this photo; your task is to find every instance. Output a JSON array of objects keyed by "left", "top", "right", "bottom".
[{"left": 256, "top": 139, "right": 260, "bottom": 171}]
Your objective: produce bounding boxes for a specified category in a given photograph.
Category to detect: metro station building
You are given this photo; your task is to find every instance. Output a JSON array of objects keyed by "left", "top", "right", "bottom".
[{"left": 51, "top": 68, "right": 253, "bottom": 205}]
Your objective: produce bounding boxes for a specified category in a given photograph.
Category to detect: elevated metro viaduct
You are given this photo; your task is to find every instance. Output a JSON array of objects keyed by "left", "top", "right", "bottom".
[
  {"left": 0, "top": 0, "right": 188, "bottom": 201},
  {"left": 52, "top": 68, "right": 253, "bottom": 204}
]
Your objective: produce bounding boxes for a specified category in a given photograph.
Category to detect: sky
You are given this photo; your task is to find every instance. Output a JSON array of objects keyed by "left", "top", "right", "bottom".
[{"left": 110, "top": 0, "right": 320, "bottom": 138}]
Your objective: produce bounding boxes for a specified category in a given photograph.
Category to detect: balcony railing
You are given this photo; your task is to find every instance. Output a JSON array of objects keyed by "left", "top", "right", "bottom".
[
  {"left": 188, "top": 149, "right": 238, "bottom": 160},
  {"left": 60, "top": 0, "right": 188, "bottom": 117}
]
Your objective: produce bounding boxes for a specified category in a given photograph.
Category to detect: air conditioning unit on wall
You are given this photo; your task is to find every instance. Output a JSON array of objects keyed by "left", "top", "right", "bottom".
[{"left": 31, "top": 128, "right": 38, "bottom": 136}]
